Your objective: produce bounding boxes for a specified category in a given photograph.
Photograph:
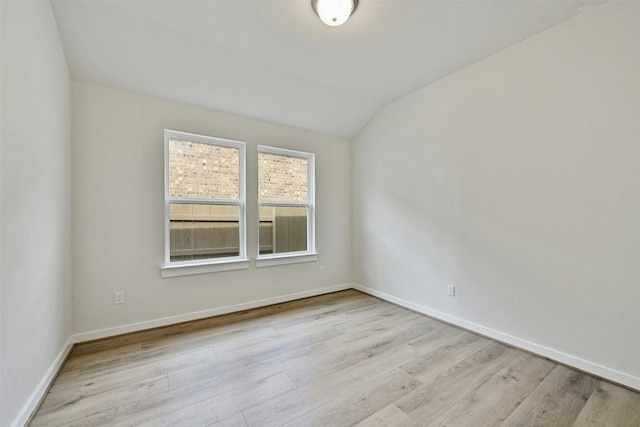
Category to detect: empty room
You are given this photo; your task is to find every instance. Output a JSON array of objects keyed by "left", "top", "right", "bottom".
[{"left": 1, "top": 0, "right": 639, "bottom": 426}]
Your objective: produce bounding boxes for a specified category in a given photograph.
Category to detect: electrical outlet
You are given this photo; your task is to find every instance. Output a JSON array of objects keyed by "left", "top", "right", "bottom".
[
  {"left": 447, "top": 284, "right": 456, "bottom": 297},
  {"left": 114, "top": 291, "right": 125, "bottom": 304},
  {"left": 319, "top": 265, "right": 325, "bottom": 274}
]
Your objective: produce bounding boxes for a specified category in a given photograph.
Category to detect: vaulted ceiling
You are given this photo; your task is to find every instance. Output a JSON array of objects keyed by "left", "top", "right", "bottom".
[{"left": 52, "top": 0, "right": 597, "bottom": 138}]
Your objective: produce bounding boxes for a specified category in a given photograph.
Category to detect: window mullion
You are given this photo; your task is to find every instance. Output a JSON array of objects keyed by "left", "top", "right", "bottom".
[
  {"left": 169, "top": 198, "right": 240, "bottom": 206},
  {"left": 258, "top": 201, "right": 310, "bottom": 207}
]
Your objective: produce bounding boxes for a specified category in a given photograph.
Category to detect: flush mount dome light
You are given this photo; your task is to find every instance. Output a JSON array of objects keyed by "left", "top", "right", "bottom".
[{"left": 311, "top": 0, "right": 358, "bottom": 27}]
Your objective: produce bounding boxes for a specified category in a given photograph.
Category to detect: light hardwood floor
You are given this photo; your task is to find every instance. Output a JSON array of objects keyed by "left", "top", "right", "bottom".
[{"left": 30, "top": 290, "right": 640, "bottom": 426}]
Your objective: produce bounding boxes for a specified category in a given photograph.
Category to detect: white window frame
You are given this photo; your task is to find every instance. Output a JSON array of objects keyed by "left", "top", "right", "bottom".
[
  {"left": 161, "top": 130, "right": 248, "bottom": 277},
  {"left": 256, "top": 145, "right": 317, "bottom": 268}
]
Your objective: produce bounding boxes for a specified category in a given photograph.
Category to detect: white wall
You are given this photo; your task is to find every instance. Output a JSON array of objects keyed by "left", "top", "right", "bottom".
[
  {"left": 72, "top": 82, "right": 351, "bottom": 336},
  {"left": 0, "top": 2, "right": 73, "bottom": 426},
  {"left": 352, "top": 2, "right": 639, "bottom": 387}
]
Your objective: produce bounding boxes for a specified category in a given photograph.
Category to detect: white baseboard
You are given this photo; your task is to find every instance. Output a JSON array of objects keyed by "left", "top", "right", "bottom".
[
  {"left": 352, "top": 283, "right": 640, "bottom": 391},
  {"left": 10, "top": 336, "right": 74, "bottom": 427},
  {"left": 73, "top": 283, "right": 353, "bottom": 343}
]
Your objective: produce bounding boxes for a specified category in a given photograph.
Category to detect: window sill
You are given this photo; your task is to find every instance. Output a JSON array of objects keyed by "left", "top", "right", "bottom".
[
  {"left": 255, "top": 252, "right": 319, "bottom": 268},
  {"left": 161, "top": 258, "right": 250, "bottom": 278}
]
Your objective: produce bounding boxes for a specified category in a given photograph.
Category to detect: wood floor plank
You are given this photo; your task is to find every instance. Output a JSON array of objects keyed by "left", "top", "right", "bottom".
[
  {"left": 42, "top": 346, "right": 216, "bottom": 409},
  {"left": 338, "top": 297, "right": 404, "bottom": 319},
  {"left": 134, "top": 373, "right": 296, "bottom": 427},
  {"left": 212, "top": 322, "right": 342, "bottom": 364},
  {"left": 111, "top": 342, "right": 331, "bottom": 426},
  {"left": 355, "top": 404, "right": 420, "bottom": 427},
  {"left": 62, "top": 343, "right": 142, "bottom": 372},
  {"left": 397, "top": 342, "right": 520, "bottom": 424},
  {"left": 207, "top": 413, "right": 249, "bottom": 427},
  {"left": 323, "top": 311, "right": 436, "bottom": 348},
  {"left": 281, "top": 369, "right": 421, "bottom": 427},
  {"left": 58, "top": 408, "right": 116, "bottom": 427},
  {"left": 406, "top": 324, "right": 469, "bottom": 355},
  {"left": 72, "top": 340, "right": 216, "bottom": 383},
  {"left": 267, "top": 293, "right": 380, "bottom": 331},
  {"left": 287, "top": 313, "right": 445, "bottom": 387},
  {"left": 169, "top": 341, "right": 330, "bottom": 390},
  {"left": 29, "top": 290, "right": 640, "bottom": 427},
  {"left": 259, "top": 291, "right": 375, "bottom": 330},
  {"left": 499, "top": 365, "right": 600, "bottom": 426},
  {"left": 31, "top": 376, "right": 168, "bottom": 427},
  {"left": 333, "top": 304, "right": 424, "bottom": 333},
  {"left": 400, "top": 332, "right": 491, "bottom": 380},
  {"left": 427, "top": 352, "right": 556, "bottom": 426},
  {"left": 573, "top": 381, "right": 640, "bottom": 426},
  {"left": 242, "top": 345, "right": 417, "bottom": 427},
  {"left": 139, "top": 320, "right": 274, "bottom": 353},
  {"left": 48, "top": 368, "right": 81, "bottom": 391}
]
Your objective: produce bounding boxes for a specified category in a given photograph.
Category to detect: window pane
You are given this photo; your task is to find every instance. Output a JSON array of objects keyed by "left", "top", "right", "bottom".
[
  {"left": 169, "top": 139, "right": 239, "bottom": 199},
  {"left": 258, "top": 152, "right": 308, "bottom": 202},
  {"left": 259, "top": 206, "right": 307, "bottom": 254},
  {"left": 170, "top": 203, "right": 239, "bottom": 261}
]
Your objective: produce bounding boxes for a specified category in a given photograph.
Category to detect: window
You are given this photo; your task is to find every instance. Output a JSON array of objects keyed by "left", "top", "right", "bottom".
[
  {"left": 257, "top": 145, "right": 316, "bottom": 267},
  {"left": 162, "top": 130, "right": 248, "bottom": 277}
]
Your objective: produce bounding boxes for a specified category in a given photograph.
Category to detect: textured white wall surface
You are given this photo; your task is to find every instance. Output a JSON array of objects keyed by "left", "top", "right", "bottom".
[
  {"left": 71, "top": 82, "right": 352, "bottom": 335},
  {"left": 352, "top": 2, "right": 639, "bottom": 386},
  {"left": 0, "top": 2, "right": 72, "bottom": 425}
]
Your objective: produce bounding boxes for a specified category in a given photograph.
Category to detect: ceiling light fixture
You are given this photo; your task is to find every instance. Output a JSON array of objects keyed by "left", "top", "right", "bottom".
[{"left": 311, "top": 0, "right": 358, "bottom": 27}]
